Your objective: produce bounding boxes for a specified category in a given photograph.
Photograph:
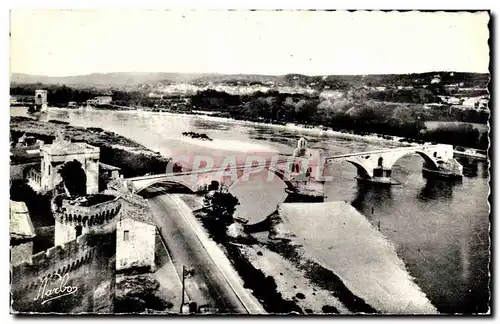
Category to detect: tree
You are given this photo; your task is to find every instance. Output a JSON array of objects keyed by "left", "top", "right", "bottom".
[{"left": 199, "top": 187, "right": 240, "bottom": 242}]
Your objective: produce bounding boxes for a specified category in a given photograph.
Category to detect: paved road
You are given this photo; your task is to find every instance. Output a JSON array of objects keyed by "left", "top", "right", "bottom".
[{"left": 144, "top": 186, "right": 248, "bottom": 314}]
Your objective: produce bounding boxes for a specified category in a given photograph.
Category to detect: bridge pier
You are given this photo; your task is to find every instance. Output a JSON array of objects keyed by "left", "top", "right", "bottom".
[{"left": 355, "top": 167, "right": 401, "bottom": 186}]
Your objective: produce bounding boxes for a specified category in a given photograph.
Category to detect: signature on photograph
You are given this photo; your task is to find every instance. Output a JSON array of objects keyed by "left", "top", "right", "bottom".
[{"left": 34, "top": 273, "right": 79, "bottom": 305}]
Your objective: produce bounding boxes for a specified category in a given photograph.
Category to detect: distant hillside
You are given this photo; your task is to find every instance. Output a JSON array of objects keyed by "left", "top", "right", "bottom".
[
  {"left": 10, "top": 71, "right": 490, "bottom": 91},
  {"left": 190, "top": 74, "right": 286, "bottom": 85},
  {"left": 10, "top": 72, "right": 217, "bottom": 89}
]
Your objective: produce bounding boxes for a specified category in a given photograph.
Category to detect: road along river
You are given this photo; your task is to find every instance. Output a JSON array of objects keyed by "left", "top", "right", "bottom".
[
  {"left": 144, "top": 186, "right": 264, "bottom": 314},
  {"left": 11, "top": 107, "right": 490, "bottom": 313}
]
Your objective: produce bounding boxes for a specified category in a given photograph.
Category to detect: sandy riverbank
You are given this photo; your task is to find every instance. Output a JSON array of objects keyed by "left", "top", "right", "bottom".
[
  {"left": 176, "top": 194, "right": 436, "bottom": 314},
  {"left": 275, "top": 202, "right": 437, "bottom": 314}
]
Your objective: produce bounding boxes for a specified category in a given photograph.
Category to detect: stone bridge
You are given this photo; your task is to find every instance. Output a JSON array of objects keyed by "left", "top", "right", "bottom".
[
  {"left": 326, "top": 144, "right": 463, "bottom": 184},
  {"left": 125, "top": 159, "right": 303, "bottom": 194},
  {"left": 123, "top": 142, "right": 463, "bottom": 195}
]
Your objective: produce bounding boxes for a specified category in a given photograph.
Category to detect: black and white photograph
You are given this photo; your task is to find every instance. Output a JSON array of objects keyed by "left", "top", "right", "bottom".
[{"left": 8, "top": 9, "right": 491, "bottom": 315}]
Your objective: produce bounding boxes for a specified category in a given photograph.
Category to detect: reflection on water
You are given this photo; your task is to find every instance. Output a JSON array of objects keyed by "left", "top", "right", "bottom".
[
  {"left": 351, "top": 183, "right": 393, "bottom": 212},
  {"left": 248, "top": 127, "right": 302, "bottom": 147},
  {"left": 456, "top": 156, "right": 490, "bottom": 179},
  {"left": 457, "top": 157, "right": 479, "bottom": 178},
  {"left": 481, "top": 160, "right": 490, "bottom": 179},
  {"left": 193, "top": 119, "right": 233, "bottom": 131},
  {"left": 418, "top": 180, "right": 455, "bottom": 202}
]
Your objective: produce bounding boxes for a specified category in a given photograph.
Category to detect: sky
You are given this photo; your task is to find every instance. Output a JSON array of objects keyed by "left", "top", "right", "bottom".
[{"left": 9, "top": 10, "right": 490, "bottom": 76}]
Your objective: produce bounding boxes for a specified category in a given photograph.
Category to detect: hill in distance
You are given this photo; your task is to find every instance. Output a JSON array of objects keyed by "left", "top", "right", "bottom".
[
  {"left": 10, "top": 71, "right": 490, "bottom": 90},
  {"left": 10, "top": 72, "right": 220, "bottom": 89}
]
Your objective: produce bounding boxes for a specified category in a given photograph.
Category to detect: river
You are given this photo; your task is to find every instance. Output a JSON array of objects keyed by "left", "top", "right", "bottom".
[{"left": 11, "top": 107, "right": 490, "bottom": 314}]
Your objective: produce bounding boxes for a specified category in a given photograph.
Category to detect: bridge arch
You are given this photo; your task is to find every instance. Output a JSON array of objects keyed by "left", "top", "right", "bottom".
[
  {"left": 228, "top": 166, "right": 301, "bottom": 191},
  {"left": 386, "top": 150, "right": 439, "bottom": 170},
  {"left": 132, "top": 178, "right": 198, "bottom": 194},
  {"left": 345, "top": 160, "right": 372, "bottom": 179}
]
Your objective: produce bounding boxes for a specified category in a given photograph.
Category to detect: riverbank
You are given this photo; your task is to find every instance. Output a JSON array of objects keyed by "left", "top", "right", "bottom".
[
  {"left": 10, "top": 116, "right": 172, "bottom": 177},
  {"left": 176, "top": 193, "right": 349, "bottom": 314},
  {"left": 44, "top": 106, "right": 418, "bottom": 148},
  {"left": 175, "top": 193, "right": 437, "bottom": 314},
  {"left": 180, "top": 195, "right": 437, "bottom": 314},
  {"left": 42, "top": 107, "right": 489, "bottom": 157},
  {"left": 115, "top": 108, "right": 491, "bottom": 161},
  {"left": 119, "top": 108, "right": 489, "bottom": 160},
  {"left": 168, "top": 111, "right": 489, "bottom": 157},
  {"left": 273, "top": 202, "right": 437, "bottom": 314},
  {"left": 454, "top": 149, "right": 488, "bottom": 160},
  {"left": 148, "top": 109, "right": 419, "bottom": 148}
]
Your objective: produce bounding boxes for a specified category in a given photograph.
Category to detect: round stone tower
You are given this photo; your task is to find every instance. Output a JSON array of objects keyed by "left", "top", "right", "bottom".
[{"left": 51, "top": 194, "right": 122, "bottom": 246}]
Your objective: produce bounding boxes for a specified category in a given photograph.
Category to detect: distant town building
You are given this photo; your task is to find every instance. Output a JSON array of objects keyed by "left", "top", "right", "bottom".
[
  {"left": 95, "top": 96, "right": 112, "bottom": 105},
  {"left": 458, "top": 87, "right": 487, "bottom": 92},
  {"left": 10, "top": 200, "right": 36, "bottom": 267},
  {"left": 462, "top": 96, "right": 489, "bottom": 110},
  {"left": 35, "top": 90, "right": 48, "bottom": 112},
  {"left": 431, "top": 75, "right": 442, "bottom": 84},
  {"left": 87, "top": 96, "right": 113, "bottom": 106},
  {"left": 10, "top": 95, "right": 19, "bottom": 105},
  {"left": 319, "top": 90, "right": 344, "bottom": 100},
  {"left": 68, "top": 101, "right": 77, "bottom": 107},
  {"left": 423, "top": 103, "right": 447, "bottom": 110},
  {"left": 439, "top": 96, "right": 463, "bottom": 105}
]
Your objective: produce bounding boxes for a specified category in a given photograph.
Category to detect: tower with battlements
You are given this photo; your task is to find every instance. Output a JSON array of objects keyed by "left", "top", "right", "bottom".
[{"left": 51, "top": 193, "right": 122, "bottom": 245}]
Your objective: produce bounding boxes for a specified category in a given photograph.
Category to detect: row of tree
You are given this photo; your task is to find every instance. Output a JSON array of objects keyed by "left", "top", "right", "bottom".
[
  {"left": 190, "top": 90, "right": 489, "bottom": 149},
  {"left": 10, "top": 84, "right": 150, "bottom": 106}
]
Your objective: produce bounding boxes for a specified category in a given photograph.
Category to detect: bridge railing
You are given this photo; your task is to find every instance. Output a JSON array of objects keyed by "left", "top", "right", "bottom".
[
  {"left": 324, "top": 145, "right": 445, "bottom": 162},
  {"left": 126, "top": 157, "right": 293, "bottom": 180}
]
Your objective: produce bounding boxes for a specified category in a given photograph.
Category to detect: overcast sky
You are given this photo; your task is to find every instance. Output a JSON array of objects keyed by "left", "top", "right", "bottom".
[{"left": 9, "top": 10, "right": 490, "bottom": 76}]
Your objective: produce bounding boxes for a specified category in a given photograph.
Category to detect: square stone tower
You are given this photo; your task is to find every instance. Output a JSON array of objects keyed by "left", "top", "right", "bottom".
[
  {"left": 35, "top": 90, "right": 48, "bottom": 112},
  {"left": 40, "top": 132, "right": 100, "bottom": 195}
]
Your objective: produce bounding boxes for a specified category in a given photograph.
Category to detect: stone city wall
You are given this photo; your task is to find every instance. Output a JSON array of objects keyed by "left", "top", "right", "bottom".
[{"left": 11, "top": 233, "right": 117, "bottom": 314}]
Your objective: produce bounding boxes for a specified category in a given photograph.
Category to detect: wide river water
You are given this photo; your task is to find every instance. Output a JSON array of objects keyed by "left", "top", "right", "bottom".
[{"left": 12, "top": 107, "right": 490, "bottom": 313}]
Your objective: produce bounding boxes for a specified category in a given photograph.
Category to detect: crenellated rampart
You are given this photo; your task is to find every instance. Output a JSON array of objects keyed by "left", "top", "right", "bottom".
[
  {"left": 11, "top": 232, "right": 117, "bottom": 313},
  {"left": 53, "top": 196, "right": 122, "bottom": 228},
  {"left": 11, "top": 234, "right": 96, "bottom": 292}
]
